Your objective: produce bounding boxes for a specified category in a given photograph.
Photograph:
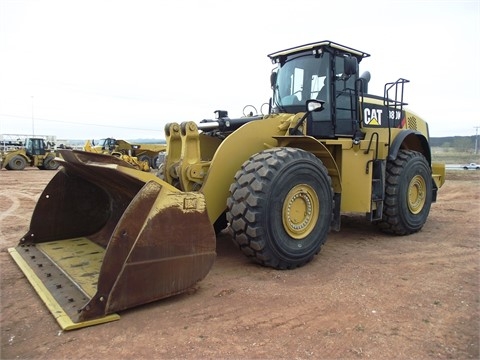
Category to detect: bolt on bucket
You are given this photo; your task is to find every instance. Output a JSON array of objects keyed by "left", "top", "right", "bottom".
[{"left": 8, "top": 150, "right": 216, "bottom": 330}]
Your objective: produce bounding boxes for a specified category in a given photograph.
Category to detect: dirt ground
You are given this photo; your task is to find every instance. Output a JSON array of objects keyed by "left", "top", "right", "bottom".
[{"left": 1, "top": 167, "right": 479, "bottom": 359}]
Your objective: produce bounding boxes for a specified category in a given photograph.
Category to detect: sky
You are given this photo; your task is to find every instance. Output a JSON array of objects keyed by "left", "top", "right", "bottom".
[{"left": 0, "top": 0, "right": 479, "bottom": 141}]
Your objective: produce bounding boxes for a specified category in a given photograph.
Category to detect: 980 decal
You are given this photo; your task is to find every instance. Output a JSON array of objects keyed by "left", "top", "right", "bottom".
[{"left": 389, "top": 110, "right": 402, "bottom": 120}]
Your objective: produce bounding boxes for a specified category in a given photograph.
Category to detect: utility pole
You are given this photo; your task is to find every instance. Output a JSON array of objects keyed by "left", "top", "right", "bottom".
[
  {"left": 31, "top": 96, "right": 35, "bottom": 137},
  {"left": 475, "top": 126, "right": 480, "bottom": 155}
]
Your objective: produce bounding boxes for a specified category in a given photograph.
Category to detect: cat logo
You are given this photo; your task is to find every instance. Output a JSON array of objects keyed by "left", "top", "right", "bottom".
[{"left": 364, "top": 108, "right": 383, "bottom": 126}]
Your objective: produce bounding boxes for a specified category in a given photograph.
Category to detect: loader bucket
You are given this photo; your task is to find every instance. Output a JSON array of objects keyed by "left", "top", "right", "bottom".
[{"left": 8, "top": 150, "right": 216, "bottom": 330}]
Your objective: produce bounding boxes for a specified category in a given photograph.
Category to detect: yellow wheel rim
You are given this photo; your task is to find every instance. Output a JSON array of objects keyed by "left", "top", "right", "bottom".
[
  {"left": 282, "top": 184, "right": 319, "bottom": 239},
  {"left": 408, "top": 175, "right": 426, "bottom": 214}
]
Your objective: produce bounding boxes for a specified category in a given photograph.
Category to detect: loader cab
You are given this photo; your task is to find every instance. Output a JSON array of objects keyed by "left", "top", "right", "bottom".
[
  {"left": 25, "top": 138, "right": 47, "bottom": 156},
  {"left": 100, "top": 138, "right": 117, "bottom": 151},
  {"left": 269, "top": 41, "right": 370, "bottom": 139}
]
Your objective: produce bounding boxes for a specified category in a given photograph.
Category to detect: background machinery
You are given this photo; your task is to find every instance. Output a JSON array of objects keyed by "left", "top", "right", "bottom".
[
  {"left": 0, "top": 137, "right": 60, "bottom": 170},
  {"left": 9, "top": 41, "right": 445, "bottom": 330},
  {"left": 84, "top": 137, "right": 166, "bottom": 171}
]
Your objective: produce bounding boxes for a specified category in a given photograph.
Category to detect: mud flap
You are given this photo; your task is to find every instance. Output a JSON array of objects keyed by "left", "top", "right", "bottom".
[{"left": 8, "top": 150, "right": 216, "bottom": 330}]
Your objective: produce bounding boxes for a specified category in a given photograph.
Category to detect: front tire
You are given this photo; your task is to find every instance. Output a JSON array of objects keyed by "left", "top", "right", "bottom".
[
  {"left": 378, "top": 150, "right": 432, "bottom": 235},
  {"left": 227, "top": 148, "right": 333, "bottom": 269},
  {"left": 138, "top": 155, "right": 151, "bottom": 168},
  {"left": 8, "top": 155, "right": 27, "bottom": 170}
]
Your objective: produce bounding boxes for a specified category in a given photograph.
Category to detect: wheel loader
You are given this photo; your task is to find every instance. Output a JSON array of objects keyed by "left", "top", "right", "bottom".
[
  {"left": 0, "top": 137, "right": 60, "bottom": 170},
  {"left": 8, "top": 40, "right": 445, "bottom": 330},
  {"left": 83, "top": 137, "right": 167, "bottom": 170}
]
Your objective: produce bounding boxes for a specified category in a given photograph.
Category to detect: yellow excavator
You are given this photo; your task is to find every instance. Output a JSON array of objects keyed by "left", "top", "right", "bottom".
[{"left": 8, "top": 41, "right": 445, "bottom": 330}]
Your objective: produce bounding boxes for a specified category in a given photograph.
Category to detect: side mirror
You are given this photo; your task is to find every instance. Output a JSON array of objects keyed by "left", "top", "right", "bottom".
[
  {"left": 270, "top": 71, "right": 277, "bottom": 89},
  {"left": 290, "top": 99, "right": 325, "bottom": 135},
  {"left": 344, "top": 56, "right": 358, "bottom": 76},
  {"left": 306, "top": 99, "right": 325, "bottom": 113}
]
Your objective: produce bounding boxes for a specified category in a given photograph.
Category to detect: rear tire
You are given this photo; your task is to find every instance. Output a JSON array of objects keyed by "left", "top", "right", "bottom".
[
  {"left": 8, "top": 155, "right": 27, "bottom": 170},
  {"left": 227, "top": 147, "right": 333, "bottom": 269},
  {"left": 138, "top": 155, "right": 151, "bottom": 167},
  {"left": 44, "top": 156, "right": 60, "bottom": 170},
  {"left": 377, "top": 150, "right": 432, "bottom": 235}
]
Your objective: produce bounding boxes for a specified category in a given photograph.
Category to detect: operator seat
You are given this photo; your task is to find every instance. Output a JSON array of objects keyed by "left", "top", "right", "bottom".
[{"left": 316, "top": 78, "right": 328, "bottom": 101}]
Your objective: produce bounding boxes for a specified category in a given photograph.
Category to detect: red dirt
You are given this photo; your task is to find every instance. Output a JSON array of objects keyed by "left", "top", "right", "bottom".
[{"left": 1, "top": 167, "right": 479, "bottom": 359}]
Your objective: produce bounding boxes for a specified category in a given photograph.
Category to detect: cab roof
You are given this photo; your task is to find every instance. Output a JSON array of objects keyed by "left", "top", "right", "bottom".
[{"left": 268, "top": 40, "right": 370, "bottom": 62}]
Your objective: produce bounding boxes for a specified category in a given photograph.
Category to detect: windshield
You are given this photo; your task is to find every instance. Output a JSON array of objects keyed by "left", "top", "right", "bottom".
[{"left": 273, "top": 53, "right": 328, "bottom": 113}]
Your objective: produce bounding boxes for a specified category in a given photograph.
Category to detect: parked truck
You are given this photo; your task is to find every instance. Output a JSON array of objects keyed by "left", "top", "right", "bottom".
[{"left": 9, "top": 40, "right": 445, "bottom": 330}]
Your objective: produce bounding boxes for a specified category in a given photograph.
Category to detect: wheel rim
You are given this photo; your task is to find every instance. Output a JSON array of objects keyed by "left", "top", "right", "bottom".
[
  {"left": 408, "top": 175, "right": 426, "bottom": 214},
  {"left": 282, "top": 184, "right": 319, "bottom": 239}
]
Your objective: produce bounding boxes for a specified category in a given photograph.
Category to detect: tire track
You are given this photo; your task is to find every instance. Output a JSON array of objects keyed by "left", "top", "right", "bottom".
[{"left": 0, "top": 192, "right": 38, "bottom": 247}]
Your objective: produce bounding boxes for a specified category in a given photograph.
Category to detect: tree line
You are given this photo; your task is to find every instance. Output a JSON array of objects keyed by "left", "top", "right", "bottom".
[{"left": 430, "top": 136, "right": 477, "bottom": 152}]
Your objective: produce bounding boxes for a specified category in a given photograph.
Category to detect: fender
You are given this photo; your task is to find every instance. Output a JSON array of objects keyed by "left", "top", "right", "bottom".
[
  {"left": 274, "top": 135, "right": 341, "bottom": 192},
  {"left": 388, "top": 130, "right": 432, "bottom": 165},
  {"left": 2, "top": 151, "right": 29, "bottom": 168}
]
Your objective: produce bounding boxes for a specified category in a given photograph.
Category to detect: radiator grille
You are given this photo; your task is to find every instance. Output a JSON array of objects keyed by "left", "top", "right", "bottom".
[{"left": 407, "top": 116, "right": 417, "bottom": 130}]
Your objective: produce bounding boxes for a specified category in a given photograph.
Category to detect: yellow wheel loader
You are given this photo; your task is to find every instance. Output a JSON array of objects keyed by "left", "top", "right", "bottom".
[
  {"left": 0, "top": 137, "right": 60, "bottom": 170},
  {"left": 83, "top": 137, "right": 167, "bottom": 170},
  {"left": 9, "top": 41, "right": 445, "bottom": 330}
]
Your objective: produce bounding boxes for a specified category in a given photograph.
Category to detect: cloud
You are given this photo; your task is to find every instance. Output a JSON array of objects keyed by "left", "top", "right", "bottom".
[{"left": 1, "top": 0, "right": 479, "bottom": 139}]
